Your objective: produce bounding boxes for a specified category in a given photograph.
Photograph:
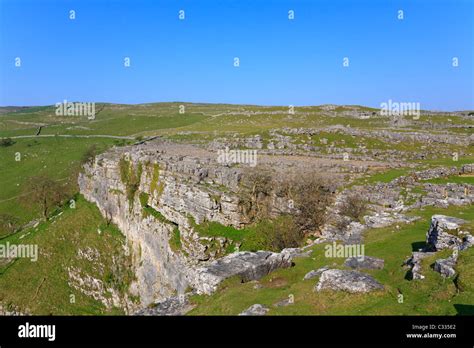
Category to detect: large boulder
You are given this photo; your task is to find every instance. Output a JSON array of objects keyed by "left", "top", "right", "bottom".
[
  {"left": 314, "top": 269, "right": 384, "bottom": 293},
  {"left": 194, "top": 251, "right": 293, "bottom": 294},
  {"left": 426, "top": 215, "right": 465, "bottom": 251},
  {"left": 344, "top": 256, "right": 384, "bottom": 270}
]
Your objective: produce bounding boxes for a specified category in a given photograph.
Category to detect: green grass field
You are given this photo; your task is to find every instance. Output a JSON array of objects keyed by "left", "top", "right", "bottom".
[{"left": 0, "top": 137, "right": 125, "bottom": 225}]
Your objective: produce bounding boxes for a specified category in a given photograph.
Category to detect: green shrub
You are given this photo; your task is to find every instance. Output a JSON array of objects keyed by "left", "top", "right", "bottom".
[
  {"left": 292, "top": 176, "right": 333, "bottom": 234},
  {"left": 0, "top": 138, "right": 15, "bottom": 147},
  {"left": 81, "top": 144, "right": 98, "bottom": 165},
  {"left": 169, "top": 227, "right": 182, "bottom": 252},
  {"left": 149, "top": 163, "right": 164, "bottom": 198},
  {"left": 139, "top": 192, "right": 149, "bottom": 208},
  {"left": 143, "top": 205, "right": 168, "bottom": 223},
  {"left": 253, "top": 215, "right": 302, "bottom": 252},
  {"left": 118, "top": 157, "right": 142, "bottom": 208}
]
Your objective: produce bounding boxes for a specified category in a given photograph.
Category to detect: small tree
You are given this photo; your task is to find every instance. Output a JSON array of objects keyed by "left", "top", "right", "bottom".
[
  {"left": 0, "top": 138, "right": 14, "bottom": 147},
  {"left": 339, "top": 192, "right": 367, "bottom": 221},
  {"left": 239, "top": 171, "right": 273, "bottom": 222},
  {"left": 21, "top": 176, "right": 68, "bottom": 219},
  {"left": 81, "top": 144, "right": 98, "bottom": 165},
  {"left": 292, "top": 175, "right": 333, "bottom": 234}
]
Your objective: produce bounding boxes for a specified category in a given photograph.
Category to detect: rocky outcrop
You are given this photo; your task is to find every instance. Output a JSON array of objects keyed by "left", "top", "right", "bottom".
[
  {"left": 135, "top": 249, "right": 293, "bottom": 314},
  {"left": 321, "top": 185, "right": 420, "bottom": 244},
  {"left": 418, "top": 183, "right": 474, "bottom": 209},
  {"left": 239, "top": 304, "right": 269, "bottom": 316},
  {"left": 135, "top": 294, "right": 195, "bottom": 316},
  {"left": 426, "top": 215, "right": 466, "bottom": 251},
  {"left": 314, "top": 269, "right": 384, "bottom": 293},
  {"left": 67, "top": 266, "right": 122, "bottom": 309},
  {"left": 406, "top": 215, "right": 472, "bottom": 280},
  {"left": 364, "top": 213, "right": 418, "bottom": 229},
  {"left": 78, "top": 141, "right": 243, "bottom": 305},
  {"left": 0, "top": 304, "right": 27, "bottom": 316},
  {"left": 321, "top": 221, "right": 366, "bottom": 244},
  {"left": 78, "top": 139, "right": 293, "bottom": 307}
]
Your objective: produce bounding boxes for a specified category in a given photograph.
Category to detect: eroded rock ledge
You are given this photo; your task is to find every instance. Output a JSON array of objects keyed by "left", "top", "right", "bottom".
[
  {"left": 78, "top": 139, "right": 293, "bottom": 308},
  {"left": 194, "top": 251, "right": 293, "bottom": 294}
]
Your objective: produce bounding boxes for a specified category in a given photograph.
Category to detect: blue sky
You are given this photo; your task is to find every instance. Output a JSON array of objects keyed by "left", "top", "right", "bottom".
[{"left": 0, "top": 0, "right": 472, "bottom": 110}]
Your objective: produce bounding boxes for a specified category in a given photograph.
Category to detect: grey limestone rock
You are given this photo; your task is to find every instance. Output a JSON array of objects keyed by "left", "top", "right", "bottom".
[
  {"left": 194, "top": 251, "right": 293, "bottom": 294},
  {"left": 134, "top": 294, "right": 195, "bottom": 316},
  {"left": 433, "top": 253, "right": 458, "bottom": 278},
  {"left": 405, "top": 251, "right": 435, "bottom": 280},
  {"left": 239, "top": 304, "right": 269, "bottom": 316},
  {"left": 426, "top": 215, "right": 465, "bottom": 251},
  {"left": 344, "top": 256, "right": 384, "bottom": 270},
  {"left": 303, "top": 266, "right": 330, "bottom": 280},
  {"left": 314, "top": 269, "right": 384, "bottom": 293},
  {"left": 78, "top": 139, "right": 294, "bottom": 307}
]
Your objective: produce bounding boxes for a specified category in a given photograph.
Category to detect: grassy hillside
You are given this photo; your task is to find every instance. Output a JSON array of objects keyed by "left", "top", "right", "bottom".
[
  {"left": 0, "top": 195, "right": 136, "bottom": 315},
  {"left": 188, "top": 204, "right": 474, "bottom": 315},
  {"left": 0, "top": 102, "right": 473, "bottom": 315},
  {"left": 0, "top": 137, "right": 125, "bottom": 226}
]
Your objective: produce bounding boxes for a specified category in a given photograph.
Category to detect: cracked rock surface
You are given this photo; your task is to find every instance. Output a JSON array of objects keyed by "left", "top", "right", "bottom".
[
  {"left": 344, "top": 256, "right": 384, "bottom": 270},
  {"left": 315, "top": 269, "right": 384, "bottom": 293},
  {"left": 239, "top": 304, "right": 269, "bottom": 316}
]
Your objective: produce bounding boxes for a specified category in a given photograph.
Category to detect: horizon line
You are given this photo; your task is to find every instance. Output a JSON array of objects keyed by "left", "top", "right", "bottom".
[{"left": 0, "top": 101, "right": 472, "bottom": 113}]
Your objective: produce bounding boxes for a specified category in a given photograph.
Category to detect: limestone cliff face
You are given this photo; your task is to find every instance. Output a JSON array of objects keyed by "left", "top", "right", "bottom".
[{"left": 78, "top": 140, "right": 249, "bottom": 305}]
